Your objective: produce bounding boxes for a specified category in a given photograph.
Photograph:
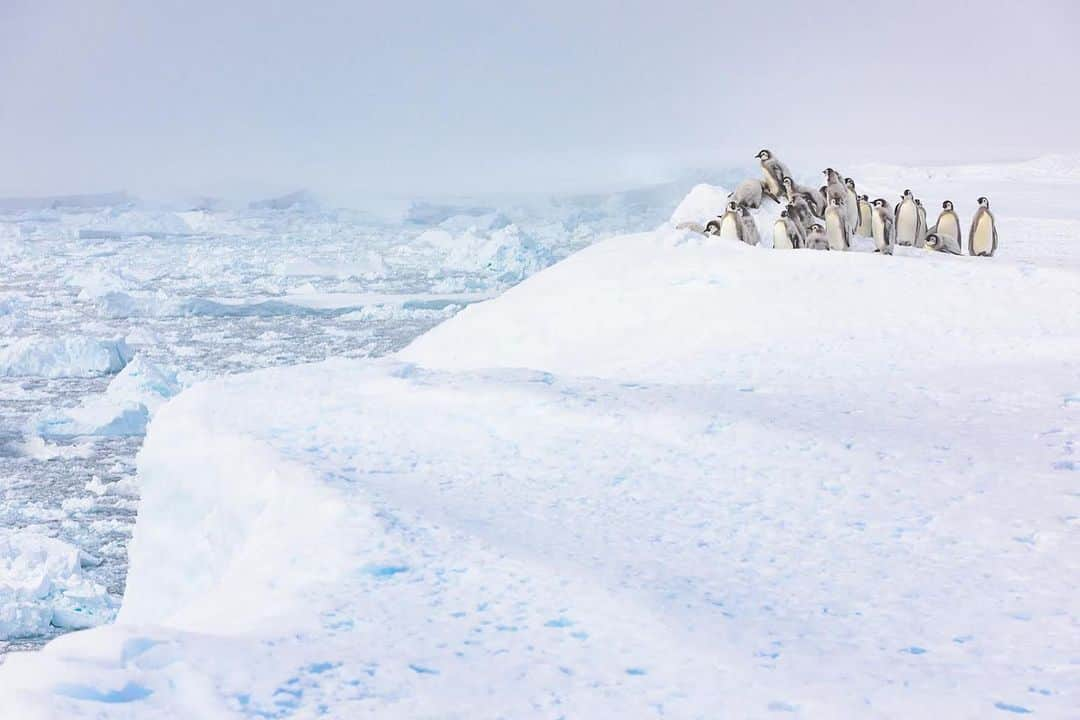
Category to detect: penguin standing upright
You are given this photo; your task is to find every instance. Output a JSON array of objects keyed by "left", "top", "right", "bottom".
[
  {"left": 843, "top": 178, "right": 860, "bottom": 235},
  {"left": 894, "top": 189, "right": 919, "bottom": 246},
  {"left": 823, "top": 169, "right": 847, "bottom": 207},
  {"left": 738, "top": 204, "right": 760, "bottom": 246},
  {"left": 857, "top": 194, "right": 874, "bottom": 237},
  {"left": 824, "top": 197, "right": 850, "bottom": 251},
  {"left": 968, "top": 196, "right": 998, "bottom": 256},
  {"left": 773, "top": 209, "right": 805, "bottom": 249},
  {"left": 730, "top": 179, "right": 766, "bottom": 209},
  {"left": 711, "top": 201, "right": 745, "bottom": 244},
  {"left": 929, "top": 200, "right": 963, "bottom": 254},
  {"left": 871, "top": 198, "right": 895, "bottom": 255},
  {"left": 914, "top": 199, "right": 928, "bottom": 248},
  {"left": 756, "top": 150, "right": 791, "bottom": 201},
  {"left": 805, "top": 223, "right": 829, "bottom": 250},
  {"left": 781, "top": 178, "right": 815, "bottom": 229}
]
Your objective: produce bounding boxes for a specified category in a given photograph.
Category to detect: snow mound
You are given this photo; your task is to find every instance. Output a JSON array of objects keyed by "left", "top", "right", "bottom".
[
  {"left": 0, "top": 336, "right": 133, "bottom": 378},
  {"left": 668, "top": 183, "right": 730, "bottom": 225},
  {"left": 0, "top": 531, "right": 116, "bottom": 639},
  {"left": 33, "top": 355, "right": 183, "bottom": 438}
]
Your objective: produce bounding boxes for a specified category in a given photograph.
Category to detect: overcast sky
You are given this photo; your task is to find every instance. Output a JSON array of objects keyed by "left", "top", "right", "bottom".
[{"left": 2, "top": 1, "right": 1078, "bottom": 202}]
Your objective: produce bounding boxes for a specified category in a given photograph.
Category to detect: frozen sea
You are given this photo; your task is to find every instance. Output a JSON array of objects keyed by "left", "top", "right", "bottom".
[{"left": 0, "top": 182, "right": 707, "bottom": 653}]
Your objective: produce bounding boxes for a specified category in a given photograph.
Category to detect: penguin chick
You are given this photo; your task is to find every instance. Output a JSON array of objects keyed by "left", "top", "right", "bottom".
[
  {"left": 968, "top": 196, "right": 998, "bottom": 256},
  {"left": 805, "top": 223, "right": 829, "bottom": 250},
  {"left": 929, "top": 200, "right": 963, "bottom": 254},
  {"left": 823, "top": 168, "right": 848, "bottom": 207},
  {"left": 737, "top": 203, "right": 760, "bottom": 246},
  {"left": 781, "top": 177, "right": 815, "bottom": 228},
  {"left": 714, "top": 201, "right": 744, "bottom": 243},
  {"left": 756, "top": 149, "right": 792, "bottom": 201},
  {"left": 894, "top": 189, "right": 919, "bottom": 246},
  {"left": 729, "top": 179, "right": 766, "bottom": 209},
  {"left": 824, "top": 196, "right": 850, "bottom": 251},
  {"left": 926, "top": 232, "right": 962, "bottom": 255},
  {"left": 857, "top": 194, "right": 874, "bottom": 238},
  {"left": 914, "top": 198, "right": 928, "bottom": 248},
  {"left": 773, "top": 209, "right": 805, "bottom": 249},
  {"left": 871, "top": 198, "right": 895, "bottom": 255},
  {"left": 843, "top": 178, "right": 860, "bottom": 235}
]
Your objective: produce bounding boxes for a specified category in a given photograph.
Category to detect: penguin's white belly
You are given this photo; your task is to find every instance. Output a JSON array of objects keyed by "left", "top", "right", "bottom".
[
  {"left": 825, "top": 210, "right": 846, "bottom": 250},
  {"left": 859, "top": 205, "right": 872, "bottom": 235},
  {"left": 972, "top": 215, "right": 994, "bottom": 255},
  {"left": 871, "top": 213, "right": 886, "bottom": 249},
  {"left": 896, "top": 203, "right": 917, "bottom": 244},
  {"left": 773, "top": 222, "right": 792, "bottom": 249},
  {"left": 939, "top": 215, "right": 961, "bottom": 251},
  {"left": 719, "top": 214, "right": 741, "bottom": 243},
  {"left": 764, "top": 173, "right": 780, "bottom": 197}
]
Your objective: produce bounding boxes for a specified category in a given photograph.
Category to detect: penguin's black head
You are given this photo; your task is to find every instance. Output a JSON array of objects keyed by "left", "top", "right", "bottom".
[
  {"left": 860, "top": 194, "right": 869, "bottom": 201},
  {"left": 903, "top": 189, "right": 912, "bottom": 197},
  {"left": 873, "top": 198, "right": 886, "bottom": 208},
  {"left": 782, "top": 176, "right": 793, "bottom": 186},
  {"left": 978, "top": 196, "right": 989, "bottom": 207},
  {"left": 823, "top": 168, "right": 832, "bottom": 176},
  {"left": 811, "top": 223, "right": 823, "bottom": 232},
  {"left": 915, "top": 199, "right": 923, "bottom": 206},
  {"left": 757, "top": 149, "right": 771, "bottom": 160},
  {"left": 844, "top": 178, "right": 855, "bottom": 189},
  {"left": 727, "top": 201, "right": 738, "bottom": 211},
  {"left": 926, "top": 233, "right": 939, "bottom": 247},
  {"left": 780, "top": 210, "right": 788, "bottom": 218},
  {"left": 943, "top": 200, "right": 953, "bottom": 210}
]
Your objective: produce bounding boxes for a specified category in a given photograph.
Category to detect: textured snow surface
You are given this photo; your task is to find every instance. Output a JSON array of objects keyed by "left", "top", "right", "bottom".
[{"left": 3, "top": 169, "right": 1079, "bottom": 717}]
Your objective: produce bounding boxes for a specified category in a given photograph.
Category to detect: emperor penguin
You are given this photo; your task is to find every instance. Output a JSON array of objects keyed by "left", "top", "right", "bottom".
[
  {"left": 730, "top": 179, "right": 766, "bottom": 209},
  {"left": 756, "top": 149, "right": 791, "bottom": 201},
  {"left": 968, "top": 196, "right": 998, "bottom": 257},
  {"left": 926, "top": 233, "right": 962, "bottom": 255},
  {"left": 929, "top": 200, "right": 963, "bottom": 254},
  {"left": 870, "top": 198, "right": 895, "bottom": 255},
  {"left": 737, "top": 203, "right": 761, "bottom": 246},
  {"left": 805, "top": 223, "right": 830, "bottom": 250},
  {"left": 773, "top": 209, "right": 805, "bottom": 249},
  {"left": 823, "top": 169, "right": 848, "bottom": 207},
  {"left": 843, "top": 178, "right": 860, "bottom": 235},
  {"left": 857, "top": 194, "right": 874, "bottom": 237},
  {"left": 711, "top": 201, "right": 744, "bottom": 244},
  {"left": 824, "top": 196, "right": 850, "bottom": 251},
  {"left": 914, "top": 199, "right": 928, "bottom": 248},
  {"left": 894, "top": 189, "right": 919, "bottom": 246},
  {"left": 781, "top": 177, "right": 814, "bottom": 229}
]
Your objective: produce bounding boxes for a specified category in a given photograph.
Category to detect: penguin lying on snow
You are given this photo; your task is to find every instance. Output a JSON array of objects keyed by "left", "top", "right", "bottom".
[
  {"left": 969, "top": 196, "right": 998, "bottom": 256},
  {"left": 928, "top": 201, "right": 963, "bottom": 254},
  {"left": 729, "top": 179, "right": 767, "bottom": 209},
  {"left": 926, "top": 233, "right": 961, "bottom": 255}
]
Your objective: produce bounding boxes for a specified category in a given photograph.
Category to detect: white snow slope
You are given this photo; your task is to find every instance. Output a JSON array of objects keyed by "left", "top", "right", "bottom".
[{"left": 2, "top": 174, "right": 1079, "bottom": 718}]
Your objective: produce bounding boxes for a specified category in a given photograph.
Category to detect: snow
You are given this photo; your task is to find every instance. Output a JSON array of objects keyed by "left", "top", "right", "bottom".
[
  {"left": 1, "top": 159, "right": 1079, "bottom": 717},
  {"left": 0, "top": 336, "right": 133, "bottom": 378},
  {"left": 669, "top": 182, "right": 730, "bottom": 225},
  {"left": 0, "top": 531, "right": 116, "bottom": 639}
]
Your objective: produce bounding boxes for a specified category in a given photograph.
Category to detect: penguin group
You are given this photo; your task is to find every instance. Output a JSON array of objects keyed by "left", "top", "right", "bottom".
[{"left": 702, "top": 149, "right": 998, "bottom": 257}]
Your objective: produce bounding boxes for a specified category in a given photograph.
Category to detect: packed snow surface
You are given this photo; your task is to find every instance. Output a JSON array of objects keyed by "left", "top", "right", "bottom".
[{"left": 2, "top": 160, "right": 1079, "bottom": 717}]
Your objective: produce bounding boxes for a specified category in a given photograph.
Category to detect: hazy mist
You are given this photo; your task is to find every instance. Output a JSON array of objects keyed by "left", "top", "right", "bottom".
[{"left": 2, "top": 0, "right": 1078, "bottom": 203}]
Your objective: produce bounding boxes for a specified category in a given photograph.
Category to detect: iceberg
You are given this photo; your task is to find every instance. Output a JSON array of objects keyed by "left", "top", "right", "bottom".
[{"left": 0, "top": 336, "right": 133, "bottom": 378}]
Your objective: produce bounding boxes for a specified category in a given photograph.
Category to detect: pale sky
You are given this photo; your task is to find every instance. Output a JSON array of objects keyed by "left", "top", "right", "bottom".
[{"left": 2, "top": 0, "right": 1078, "bottom": 202}]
